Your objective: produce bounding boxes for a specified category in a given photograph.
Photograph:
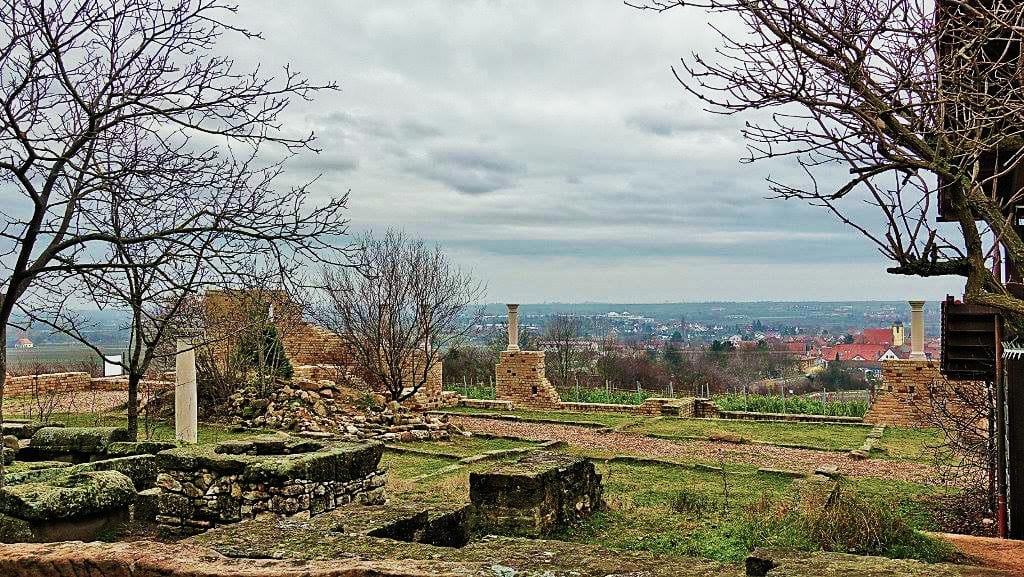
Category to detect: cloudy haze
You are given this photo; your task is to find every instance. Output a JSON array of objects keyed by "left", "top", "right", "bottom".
[{"left": 224, "top": 1, "right": 962, "bottom": 303}]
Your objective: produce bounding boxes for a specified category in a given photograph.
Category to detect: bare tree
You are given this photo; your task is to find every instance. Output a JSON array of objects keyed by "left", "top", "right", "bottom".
[
  {"left": 632, "top": 1, "right": 1024, "bottom": 329},
  {"left": 0, "top": 0, "right": 349, "bottom": 456},
  {"left": 322, "top": 230, "right": 484, "bottom": 404},
  {"left": 545, "top": 314, "right": 583, "bottom": 388}
]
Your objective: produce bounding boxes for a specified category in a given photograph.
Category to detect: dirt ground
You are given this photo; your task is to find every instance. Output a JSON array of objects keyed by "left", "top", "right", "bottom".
[
  {"left": 5, "top": 390, "right": 128, "bottom": 419},
  {"left": 936, "top": 533, "right": 1024, "bottom": 573},
  {"left": 451, "top": 415, "right": 938, "bottom": 483}
]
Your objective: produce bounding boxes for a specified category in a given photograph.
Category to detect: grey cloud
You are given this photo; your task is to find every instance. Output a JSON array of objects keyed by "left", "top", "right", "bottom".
[
  {"left": 288, "top": 153, "right": 359, "bottom": 174},
  {"left": 213, "top": 1, "right": 949, "bottom": 301},
  {"left": 405, "top": 146, "right": 526, "bottom": 194},
  {"left": 625, "top": 104, "right": 737, "bottom": 137}
]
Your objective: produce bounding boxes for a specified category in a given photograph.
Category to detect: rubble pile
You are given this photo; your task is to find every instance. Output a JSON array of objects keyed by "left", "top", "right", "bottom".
[{"left": 225, "top": 378, "right": 453, "bottom": 442}]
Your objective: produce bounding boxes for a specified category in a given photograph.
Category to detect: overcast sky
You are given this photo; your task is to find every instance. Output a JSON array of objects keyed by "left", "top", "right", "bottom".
[{"left": 224, "top": 1, "right": 962, "bottom": 303}]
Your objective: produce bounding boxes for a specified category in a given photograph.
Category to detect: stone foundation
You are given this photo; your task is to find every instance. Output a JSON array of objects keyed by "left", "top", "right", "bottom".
[
  {"left": 469, "top": 452, "right": 603, "bottom": 537},
  {"left": 495, "top": 351, "right": 561, "bottom": 409},
  {"left": 155, "top": 437, "right": 386, "bottom": 536}
]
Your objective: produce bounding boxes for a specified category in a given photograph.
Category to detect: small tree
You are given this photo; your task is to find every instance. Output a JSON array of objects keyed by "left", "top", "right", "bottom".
[
  {"left": 322, "top": 230, "right": 484, "bottom": 403},
  {"left": 545, "top": 314, "right": 583, "bottom": 388}
]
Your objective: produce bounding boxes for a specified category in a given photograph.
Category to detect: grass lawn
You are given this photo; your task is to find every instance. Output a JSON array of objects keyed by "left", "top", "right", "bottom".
[
  {"left": 8, "top": 411, "right": 265, "bottom": 446},
  {"left": 377, "top": 446, "right": 949, "bottom": 564},
  {"left": 389, "top": 435, "right": 537, "bottom": 457},
  {"left": 627, "top": 417, "right": 870, "bottom": 451},
  {"left": 874, "top": 427, "right": 945, "bottom": 462},
  {"left": 438, "top": 405, "right": 641, "bottom": 429}
]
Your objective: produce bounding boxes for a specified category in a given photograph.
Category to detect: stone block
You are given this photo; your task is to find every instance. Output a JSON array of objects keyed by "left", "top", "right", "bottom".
[
  {"left": 0, "top": 471, "right": 135, "bottom": 521},
  {"left": 470, "top": 452, "right": 602, "bottom": 537},
  {"left": 105, "top": 440, "right": 177, "bottom": 457},
  {"left": 21, "top": 427, "right": 128, "bottom": 463}
]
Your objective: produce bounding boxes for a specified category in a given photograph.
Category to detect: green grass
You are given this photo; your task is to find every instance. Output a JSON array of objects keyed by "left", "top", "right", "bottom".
[
  {"left": 561, "top": 460, "right": 949, "bottom": 563},
  {"left": 560, "top": 388, "right": 653, "bottom": 405},
  {"left": 444, "top": 383, "right": 496, "bottom": 400},
  {"left": 7, "top": 411, "right": 265, "bottom": 445},
  {"left": 439, "top": 405, "right": 640, "bottom": 429},
  {"left": 630, "top": 417, "right": 870, "bottom": 451},
  {"left": 380, "top": 452, "right": 457, "bottom": 480},
  {"left": 389, "top": 435, "right": 537, "bottom": 457},
  {"left": 874, "top": 427, "right": 945, "bottom": 462},
  {"left": 715, "top": 394, "right": 868, "bottom": 418}
]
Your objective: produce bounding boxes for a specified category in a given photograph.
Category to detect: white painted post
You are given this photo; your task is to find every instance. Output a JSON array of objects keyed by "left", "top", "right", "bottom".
[{"left": 175, "top": 339, "right": 198, "bottom": 444}]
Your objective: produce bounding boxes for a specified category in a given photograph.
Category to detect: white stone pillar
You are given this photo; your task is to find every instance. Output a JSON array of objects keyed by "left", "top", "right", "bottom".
[
  {"left": 909, "top": 300, "right": 926, "bottom": 360},
  {"left": 506, "top": 304, "right": 520, "bottom": 351},
  {"left": 175, "top": 339, "right": 198, "bottom": 444}
]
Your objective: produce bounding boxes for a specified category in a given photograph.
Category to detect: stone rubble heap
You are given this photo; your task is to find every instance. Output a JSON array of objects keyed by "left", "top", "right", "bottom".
[{"left": 226, "top": 378, "right": 454, "bottom": 442}]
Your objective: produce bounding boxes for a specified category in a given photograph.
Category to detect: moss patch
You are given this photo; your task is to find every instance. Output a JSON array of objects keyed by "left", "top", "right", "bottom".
[{"left": 0, "top": 470, "right": 135, "bottom": 521}]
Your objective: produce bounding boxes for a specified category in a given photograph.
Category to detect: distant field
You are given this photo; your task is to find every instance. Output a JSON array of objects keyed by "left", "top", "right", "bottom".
[{"left": 6, "top": 344, "right": 117, "bottom": 373}]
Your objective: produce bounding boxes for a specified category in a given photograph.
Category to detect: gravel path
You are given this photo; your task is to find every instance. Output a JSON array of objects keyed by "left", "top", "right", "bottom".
[{"left": 452, "top": 416, "right": 937, "bottom": 483}]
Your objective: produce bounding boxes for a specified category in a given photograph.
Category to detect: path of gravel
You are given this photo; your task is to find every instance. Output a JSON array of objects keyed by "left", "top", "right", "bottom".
[{"left": 451, "top": 415, "right": 937, "bottom": 483}]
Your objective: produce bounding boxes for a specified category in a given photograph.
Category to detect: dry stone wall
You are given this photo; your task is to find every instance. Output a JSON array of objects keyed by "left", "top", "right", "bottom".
[{"left": 155, "top": 438, "right": 386, "bottom": 536}]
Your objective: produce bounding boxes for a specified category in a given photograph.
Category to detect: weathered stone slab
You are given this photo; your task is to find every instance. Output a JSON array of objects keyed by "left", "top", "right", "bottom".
[
  {"left": 1, "top": 421, "right": 62, "bottom": 440},
  {"left": 20, "top": 426, "right": 128, "bottom": 462},
  {"left": 106, "top": 440, "right": 177, "bottom": 457},
  {"left": 0, "top": 470, "right": 135, "bottom": 522},
  {"left": 469, "top": 452, "right": 602, "bottom": 537},
  {"left": 5, "top": 455, "right": 157, "bottom": 491}
]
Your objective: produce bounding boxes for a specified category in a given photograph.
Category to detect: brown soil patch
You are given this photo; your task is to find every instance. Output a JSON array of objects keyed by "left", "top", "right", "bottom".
[{"left": 935, "top": 533, "right": 1024, "bottom": 573}]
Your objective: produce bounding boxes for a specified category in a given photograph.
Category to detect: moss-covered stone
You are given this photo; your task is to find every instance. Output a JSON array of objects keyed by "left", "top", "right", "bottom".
[
  {"left": 1, "top": 421, "right": 62, "bottom": 440},
  {"left": 0, "top": 513, "right": 32, "bottom": 542},
  {"left": 21, "top": 427, "right": 128, "bottom": 462},
  {"left": 0, "top": 470, "right": 135, "bottom": 521},
  {"left": 160, "top": 440, "right": 383, "bottom": 483},
  {"left": 105, "top": 441, "right": 177, "bottom": 457},
  {"left": 469, "top": 452, "right": 603, "bottom": 538},
  {"left": 5, "top": 455, "right": 156, "bottom": 491},
  {"left": 134, "top": 487, "right": 161, "bottom": 522}
]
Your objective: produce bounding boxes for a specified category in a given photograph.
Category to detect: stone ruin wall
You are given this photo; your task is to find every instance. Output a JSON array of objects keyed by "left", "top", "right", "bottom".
[
  {"left": 5, "top": 372, "right": 172, "bottom": 398},
  {"left": 864, "top": 359, "right": 983, "bottom": 428},
  {"left": 201, "top": 290, "right": 448, "bottom": 408},
  {"left": 155, "top": 441, "right": 388, "bottom": 537},
  {"left": 495, "top": 350, "right": 562, "bottom": 409},
  {"left": 492, "top": 350, "right": 687, "bottom": 416}
]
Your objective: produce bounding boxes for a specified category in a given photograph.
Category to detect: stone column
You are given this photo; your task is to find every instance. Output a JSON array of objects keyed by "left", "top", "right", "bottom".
[
  {"left": 909, "top": 300, "right": 926, "bottom": 360},
  {"left": 506, "top": 304, "right": 520, "bottom": 351},
  {"left": 175, "top": 339, "right": 198, "bottom": 444}
]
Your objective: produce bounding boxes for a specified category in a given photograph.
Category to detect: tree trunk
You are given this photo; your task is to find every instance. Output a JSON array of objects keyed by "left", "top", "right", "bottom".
[
  {"left": 0, "top": 326, "right": 8, "bottom": 486},
  {"left": 127, "top": 372, "right": 141, "bottom": 442}
]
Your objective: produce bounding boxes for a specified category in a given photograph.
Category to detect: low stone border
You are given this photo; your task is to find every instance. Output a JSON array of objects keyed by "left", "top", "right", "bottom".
[
  {"left": 606, "top": 454, "right": 724, "bottom": 473},
  {"left": 433, "top": 411, "right": 612, "bottom": 430},
  {"left": 641, "top": 432, "right": 853, "bottom": 453},
  {"left": 756, "top": 467, "right": 806, "bottom": 478},
  {"left": 848, "top": 424, "right": 886, "bottom": 460}
]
